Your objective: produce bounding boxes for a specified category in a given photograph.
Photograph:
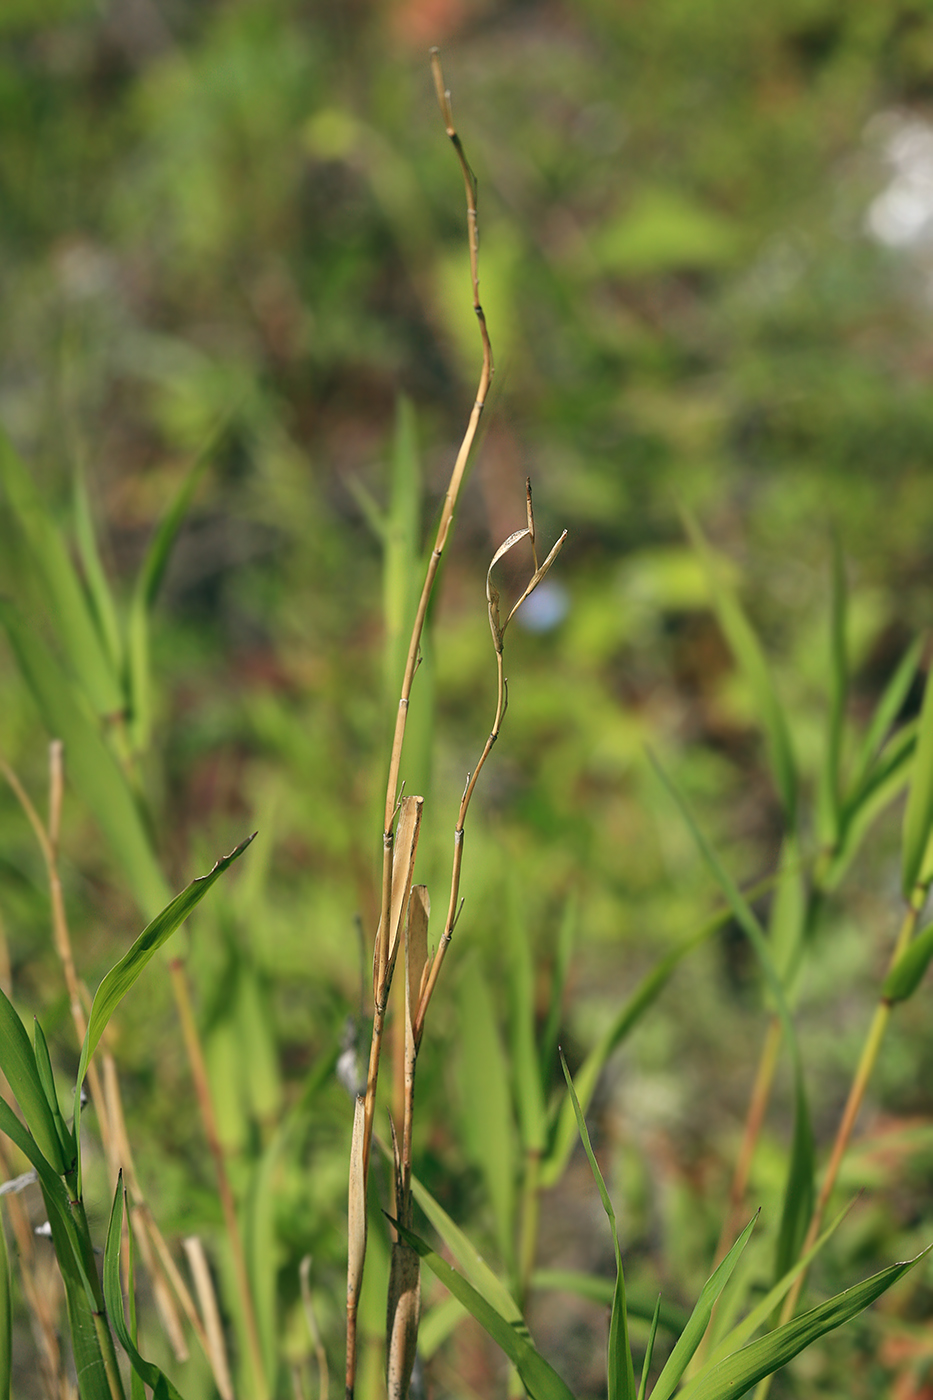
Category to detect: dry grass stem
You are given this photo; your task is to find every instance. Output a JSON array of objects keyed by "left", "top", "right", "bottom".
[{"left": 182, "top": 1236, "right": 235, "bottom": 1400}]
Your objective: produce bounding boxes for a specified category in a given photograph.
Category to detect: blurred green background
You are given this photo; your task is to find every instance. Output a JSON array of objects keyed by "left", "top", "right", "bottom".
[{"left": 2, "top": 0, "right": 933, "bottom": 1396}]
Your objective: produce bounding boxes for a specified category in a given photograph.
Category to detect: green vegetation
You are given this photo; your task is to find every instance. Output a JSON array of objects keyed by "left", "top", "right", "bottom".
[{"left": 2, "top": 4, "right": 933, "bottom": 1398}]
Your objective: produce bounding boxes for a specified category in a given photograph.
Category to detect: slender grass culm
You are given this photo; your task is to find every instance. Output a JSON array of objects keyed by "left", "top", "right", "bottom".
[{"left": 0, "top": 42, "right": 932, "bottom": 1400}]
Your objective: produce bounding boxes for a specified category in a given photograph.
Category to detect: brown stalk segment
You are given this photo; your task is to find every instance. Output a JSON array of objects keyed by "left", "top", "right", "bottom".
[{"left": 346, "top": 1093, "right": 368, "bottom": 1400}]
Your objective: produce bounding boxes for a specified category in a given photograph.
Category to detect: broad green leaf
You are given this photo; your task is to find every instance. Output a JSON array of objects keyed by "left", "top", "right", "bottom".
[
  {"left": 637, "top": 1297, "right": 661, "bottom": 1400},
  {"left": 127, "top": 445, "right": 212, "bottom": 752},
  {"left": 507, "top": 877, "right": 547, "bottom": 1156},
  {"left": 560, "top": 1051, "right": 636, "bottom": 1400},
  {"left": 678, "top": 1249, "right": 930, "bottom": 1400},
  {"left": 0, "top": 429, "right": 122, "bottom": 718},
  {"left": 0, "top": 989, "right": 67, "bottom": 1176},
  {"left": 542, "top": 911, "right": 718, "bottom": 1190},
  {"left": 32, "top": 1019, "right": 75, "bottom": 1175},
  {"left": 650, "top": 756, "right": 814, "bottom": 1292},
  {"left": 457, "top": 957, "right": 516, "bottom": 1272},
  {"left": 901, "top": 664, "right": 933, "bottom": 899},
  {"left": 72, "top": 465, "right": 123, "bottom": 682},
  {"left": 847, "top": 635, "right": 923, "bottom": 800},
  {"left": 104, "top": 1177, "right": 186, "bottom": 1400},
  {"left": 0, "top": 600, "right": 170, "bottom": 919},
  {"left": 684, "top": 512, "right": 797, "bottom": 825},
  {"left": 0, "top": 1207, "right": 10, "bottom": 1400},
  {"left": 649, "top": 1213, "right": 758, "bottom": 1400},
  {"left": 76, "top": 834, "right": 255, "bottom": 1104},
  {"left": 816, "top": 540, "right": 847, "bottom": 851},
  {"left": 883, "top": 920, "right": 933, "bottom": 1003},
  {"left": 396, "top": 1223, "right": 577, "bottom": 1400}
]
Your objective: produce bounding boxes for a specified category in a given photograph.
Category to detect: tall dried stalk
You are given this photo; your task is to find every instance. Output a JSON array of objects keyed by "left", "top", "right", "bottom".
[{"left": 345, "top": 51, "right": 565, "bottom": 1400}]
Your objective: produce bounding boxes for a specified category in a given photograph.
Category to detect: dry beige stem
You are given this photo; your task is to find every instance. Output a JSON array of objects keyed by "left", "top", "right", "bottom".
[
  {"left": 385, "top": 1241, "right": 421, "bottom": 1400},
  {"left": 182, "top": 1236, "right": 235, "bottom": 1400}
]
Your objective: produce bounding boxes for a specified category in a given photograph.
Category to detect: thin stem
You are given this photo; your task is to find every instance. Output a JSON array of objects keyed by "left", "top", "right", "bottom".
[
  {"left": 778, "top": 895, "right": 924, "bottom": 1329},
  {"left": 345, "top": 51, "right": 493, "bottom": 1400}
]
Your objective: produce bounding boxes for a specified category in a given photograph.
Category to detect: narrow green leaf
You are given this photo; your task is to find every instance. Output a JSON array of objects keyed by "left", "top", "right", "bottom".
[
  {"left": 541, "top": 892, "right": 577, "bottom": 1092},
  {"left": 72, "top": 465, "right": 123, "bottom": 682},
  {"left": 406, "top": 1163, "right": 528, "bottom": 1336},
  {"left": 684, "top": 511, "right": 797, "bottom": 825},
  {"left": 769, "top": 833, "right": 806, "bottom": 993},
  {"left": 0, "top": 1100, "right": 94, "bottom": 1308},
  {"left": 650, "top": 756, "right": 814, "bottom": 1292},
  {"left": 507, "top": 877, "right": 547, "bottom": 1155},
  {"left": 457, "top": 957, "right": 516, "bottom": 1272},
  {"left": 902, "top": 664, "right": 933, "bottom": 899},
  {"left": 847, "top": 635, "right": 923, "bottom": 800},
  {"left": 104, "top": 1177, "right": 187, "bottom": 1400},
  {"left": 243, "top": 1130, "right": 282, "bottom": 1385},
  {"left": 0, "top": 1206, "right": 11, "bottom": 1400},
  {"left": 560, "top": 1051, "right": 636, "bottom": 1400},
  {"left": 531, "top": 1272, "right": 689, "bottom": 1334},
  {"left": 826, "top": 723, "right": 916, "bottom": 892},
  {"left": 127, "top": 445, "right": 212, "bottom": 752},
  {"left": 883, "top": 920, "right": 933, "bottom": 1003},
  {"left": 0, "top": 429, "right": 122, "bottom": 717},
  {"left": 677, "top": 1249, "right": 930, "bottom": 1400},
  {"left": 542, "top": 911, "right": 718, "bottom": 1190},
  {"left": 76, "top": 834, "right": 255, "bottom": 1103},
  {"left": 693, "top": 1198, "right": 856, "bottom": 1382},
  {"left": 0, "top": 989, "right": 67, "bottom": 1176},
  {"left": 816, "top": 540, "right": 847, "bottom": 851},
  {"left": 637, "top": 1297, "right": 661, "bottom": 1400},
  {"left": 396, "top": 1223, "right": 577, "bottom": 1400},
  {"left": 649, "top": 1214, "right": 759, "bottom": 1400},
  {"left": 32, "top": 1019, "right": 75, "bottom": 1173},
  {"left": 0, "top": 600, "right": 170, "bottom": 918}
]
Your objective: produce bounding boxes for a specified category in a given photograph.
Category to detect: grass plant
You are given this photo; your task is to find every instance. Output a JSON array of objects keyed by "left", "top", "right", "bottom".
[{"left": 0, "top": 47, "right": 931, "bottom": 1400}]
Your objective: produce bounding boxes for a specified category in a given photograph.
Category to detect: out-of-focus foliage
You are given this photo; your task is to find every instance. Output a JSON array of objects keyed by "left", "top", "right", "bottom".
[{"left": 2, "top": 1, "right": 933, "bottom": 1397}]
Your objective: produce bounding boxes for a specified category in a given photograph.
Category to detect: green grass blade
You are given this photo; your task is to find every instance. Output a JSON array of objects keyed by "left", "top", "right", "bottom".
[
  {"left": 104, "top": 1176, "right": 186, "bottom": 1400},
  {"left": 0, "top": 600, "right": 170, "bottom": 918},
  {"left": 542, "top": 912, "right": 718, "bottom": 1190},
  {"left": 127, "top": 446, "right": 212, "bottom": 752},
  {"left": 32, "top": 1019, "right": 75, "bottom": 1173},
  {"left": 816, "top": 539, "right": 847, "bottom": 851},
  {"left": 691, "top": 1197, "right": 856, "bottom": 1383},
  {"left": 507, "top": 877, "right": 547, "bottom": 1156},
  {"left": 637, "top": 1297, "right": 662, "bottom": 1400},
  {"left": 406, "top": 1167, "right": 529, "bottom": 1335},
  {"left": 72, "top": 465, "right": 124, "bottom": 682},
  {"left": 826, "top": 723, "right": 916, "bottom": 892},
  {"left": 531, "top": 1272, "right": 689, "bottom": 1333},
  {"left": 769, "top": 833, "right": 806, "bottom": 992},
  {"left": 676, "top": 1248, "right": 930, "bottom": 1400},
  {"left": 650, "top": 756, "right": 814, "bottom": 1289},
  {"left": 0, "top": 1205, "right": 11, "bottom": 1400},
  {"left": 0, "top": 1100, "right": 92, "bottom": 1304},
  {"left": 541, "top": 891, "right": 577, "bottom": 1093},
  {"left": 684, "top": 511, "right": 797, "bottom": 825},
  {"left": 0, "top": 989, "right": 67, "bottom": 1176},
  {"left": 902, "top": 664, "right": 933, "bottom": 899},
  {"left": 457, "top": 957, "right": 517, "bottom": 1273},
  {"left": 847, "top": 635, "right": 923, "bottom": 800},
  {"left": 76, "top": 834, "right": 255, "bottom": 1099},
  {"left": 883, "top": 920, "right": 933, "bottom": 1003},
  {"left": 0, "top": 429, "right": 122, "bottom": 718},
  {"left": 396, "top": 1223, "right": 578, "bottom": 1400},
  {"left": 649, "top": 1213, "right": 759, "bottom": 1400},
  {"left": 559, "top": 1051, "right": 636, "bottom": 1400}
]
